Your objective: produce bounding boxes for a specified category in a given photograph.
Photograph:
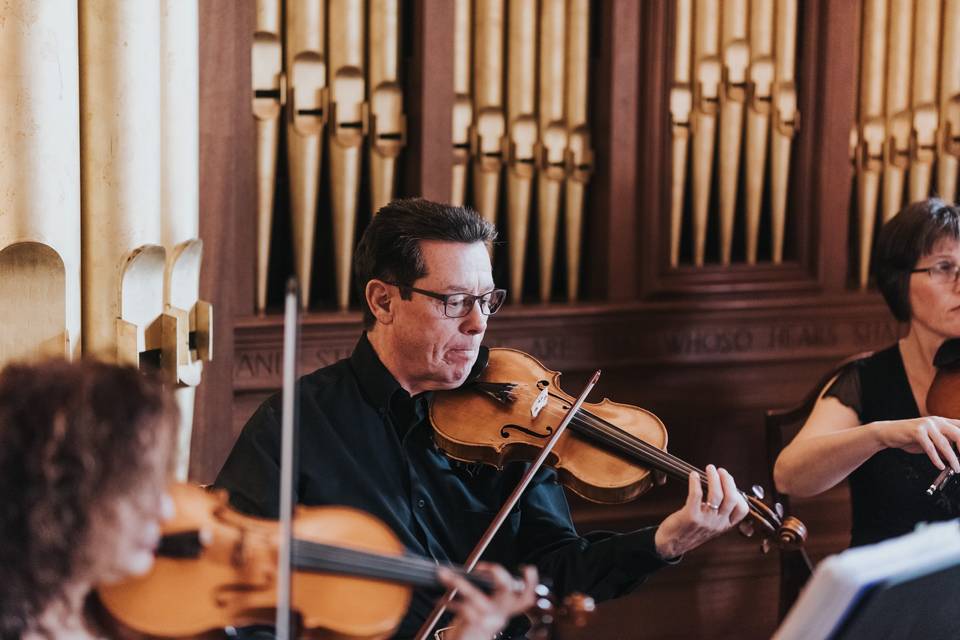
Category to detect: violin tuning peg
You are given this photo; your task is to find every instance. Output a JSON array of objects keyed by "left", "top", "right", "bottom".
[
  {"left": 751, "top": 484, "right": 765, "bottom": 500},
  {"left": 761, "top": 538, "right": 772, "bottom": 554},
  {"left": 775, "top": 502, "right": 785, "bottom": 518},
  {"left": 738, "top": 520, "right": 756, "bottom": 538}
]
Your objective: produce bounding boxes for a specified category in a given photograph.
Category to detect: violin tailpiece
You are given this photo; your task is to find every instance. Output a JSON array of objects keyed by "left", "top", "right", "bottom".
[{"left": 472, "top": 381, "right": 518, "bottom": 405}]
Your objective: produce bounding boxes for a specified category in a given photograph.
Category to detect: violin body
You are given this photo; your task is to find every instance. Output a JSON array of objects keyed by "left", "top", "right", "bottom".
[
  {"left": 432, "top": 348, "right": 668, "bottom": 504},
  {"left": 98, "top": 484, "right": 410, "bottom": 639},
  {"left": 432, "top": 348, "right": 806, "bottom": 551}
]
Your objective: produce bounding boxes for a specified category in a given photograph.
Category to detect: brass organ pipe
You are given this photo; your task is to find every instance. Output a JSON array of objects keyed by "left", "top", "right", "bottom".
[
  {"left": 718, "top": 0, "right": 749, "bottom": 266},
  {"left": 856, "top": 0, "right": 888, "bottom": 289},
  {"left": 938, "top": 0, "right": 960, "bottom": 203},
  {"left": 452, "top": 0, "right": 473, "bottom": 206},
  {"left": 286, "top": 0, "right": 326, "bottom": 311},
  {"left": 564, "top": 0, "right": 591, "bottom": 302},
  {"left": 252, "top": 0, "right": 284, "bottom": 314},
  {"left": 909, "top": 0, "right": 941, "bottom": 203},
  {"left": 0, "top": 0, "right": 81, "bottom": 365},
  {"left": 692, "top": 0, "right": 721, "bottom": 267},
  {"left": 881, "top": 0, "right": 913, "bottom": 224},
  {"left": 80, "top": 0, "right": 167, "bottom": 364},
  {"left": 328, "top": 0, "right": 367, "bottom": 310},
  {"left": 161, "top": 0, "right": 207, "bottom": 481},
  {"left": 770, "top": 0, "right": 799, "bottom": 265},
  {"left": 744, "top": 0, "right": 774, "bottom": 264},
  {"left": 537, "top": 0, "right": 567, "bottom": 302},
  {"left": 472, "top": 0, "right": 507, "bottom": 230},
  {"left": 505, "top": 0, "right": 538, "bottom": 302},
  {"left": 669, "top": 0, "right": 694, "bottom": 267},
  {"left": 369, "top": 0, "right": 406, "bottom": 213}
]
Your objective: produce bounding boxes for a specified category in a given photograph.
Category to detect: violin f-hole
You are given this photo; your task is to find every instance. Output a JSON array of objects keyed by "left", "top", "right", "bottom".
[{"left": 500, "top": 424, "right": 554, "bottom": 439}]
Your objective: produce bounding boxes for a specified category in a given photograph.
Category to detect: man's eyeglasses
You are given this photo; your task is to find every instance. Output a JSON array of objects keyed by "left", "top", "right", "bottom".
[
  {"left": 386, "top": 282, "right": 507, "bottom": 318},
  {"left": 911, "top": 261, "right": 960, "bottom": 285}
]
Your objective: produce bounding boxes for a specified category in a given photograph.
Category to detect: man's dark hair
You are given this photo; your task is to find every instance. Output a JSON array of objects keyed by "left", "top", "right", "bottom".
[
  {"left": 353, "top": 198, "right": 497, "bottom": 328},
  {"left": 874, "top": 198, "right": 960, "bottom": 322}
]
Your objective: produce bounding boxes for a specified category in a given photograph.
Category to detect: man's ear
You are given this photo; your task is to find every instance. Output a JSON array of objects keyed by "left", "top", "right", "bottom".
[{"left": 365, "top": 279, "right": 395, "bottom": 324}]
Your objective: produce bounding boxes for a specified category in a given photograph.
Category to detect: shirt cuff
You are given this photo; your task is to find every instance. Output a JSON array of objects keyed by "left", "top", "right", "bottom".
[{"left": 615, "top": 525, "right": 683, "bottom": 570}]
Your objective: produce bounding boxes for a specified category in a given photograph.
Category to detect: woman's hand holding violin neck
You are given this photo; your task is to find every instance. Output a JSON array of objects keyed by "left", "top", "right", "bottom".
[
  {"left": 654, "top": 465, "right": 750, "bottom": 559},
  {"left": 439, "top": 563, "right": 539, "bottom": 640},
  {"left": 873, "top": 416, "right": 960, "bottom": 472}
]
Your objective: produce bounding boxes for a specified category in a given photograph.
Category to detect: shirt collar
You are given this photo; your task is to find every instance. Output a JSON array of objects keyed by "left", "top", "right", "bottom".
[{"left": 349, "top": 332, "right": 491, "bottom": 411}]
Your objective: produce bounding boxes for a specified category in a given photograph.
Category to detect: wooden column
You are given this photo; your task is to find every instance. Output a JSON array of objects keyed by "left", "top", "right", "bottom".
[{"left": 405, "top": 0, "right": 455, "bottom": 201}]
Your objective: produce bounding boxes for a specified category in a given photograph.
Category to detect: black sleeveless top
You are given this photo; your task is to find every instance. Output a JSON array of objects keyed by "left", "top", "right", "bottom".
[{"left": 824, "top": 344, "right": 960, "bottom": 547}]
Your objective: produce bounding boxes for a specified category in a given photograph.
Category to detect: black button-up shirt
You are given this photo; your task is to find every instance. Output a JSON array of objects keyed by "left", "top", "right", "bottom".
[{"left": 215, "top": 334, "right": 673, "bottom": 638}]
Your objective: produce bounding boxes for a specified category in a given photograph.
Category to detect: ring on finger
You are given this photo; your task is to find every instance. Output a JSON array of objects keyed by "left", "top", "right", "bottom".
[{"left": 702, "top": 501, "right": 720, "bottom": 510}]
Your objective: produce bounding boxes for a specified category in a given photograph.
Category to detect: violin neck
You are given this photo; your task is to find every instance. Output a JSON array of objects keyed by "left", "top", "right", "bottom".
[{"left": 291, "top": 539, "right": 494, "bottom": 592}]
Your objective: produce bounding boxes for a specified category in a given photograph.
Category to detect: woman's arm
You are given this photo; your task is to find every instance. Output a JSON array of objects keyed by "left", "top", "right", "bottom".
[{"left": 775, "top": 396, "right": 960, "bottom": 497}]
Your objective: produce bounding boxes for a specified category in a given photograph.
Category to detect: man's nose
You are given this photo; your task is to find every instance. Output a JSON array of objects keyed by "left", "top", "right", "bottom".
[{"left": 460, "top": 299, "right": 487, "bottom": 334}]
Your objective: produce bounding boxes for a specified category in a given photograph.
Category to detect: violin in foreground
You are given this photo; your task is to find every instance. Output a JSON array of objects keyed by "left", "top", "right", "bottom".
[
  {"left": 431, "top": 348, "right": 807, "bottom": 552},
  {"left": 98, "top": 483, "right": 593, "bottom": 639}
]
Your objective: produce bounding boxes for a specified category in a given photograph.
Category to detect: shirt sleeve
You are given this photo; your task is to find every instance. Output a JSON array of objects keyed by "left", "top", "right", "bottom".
[
  {"left": 516, "top": 468, "right": 677, "bottom": 601},
  {"left": 213, "top": 396, "right": 284, "bottom": 518},
  {"left": 822, "top": 363, "right": 864, "bottom": 420}
]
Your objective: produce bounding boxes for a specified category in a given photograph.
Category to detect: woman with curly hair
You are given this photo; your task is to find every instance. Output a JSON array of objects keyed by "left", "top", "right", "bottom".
[{"left": 0, "top": 359, "right": 177, "bottom": 639}]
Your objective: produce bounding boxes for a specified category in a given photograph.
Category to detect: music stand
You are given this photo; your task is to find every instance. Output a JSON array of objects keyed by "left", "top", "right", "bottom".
[{"left": 773, "top": 519, "right": 960, "bottom": 640}]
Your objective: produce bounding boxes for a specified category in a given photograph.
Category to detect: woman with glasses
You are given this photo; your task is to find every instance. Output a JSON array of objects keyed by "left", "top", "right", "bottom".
[{"left": 775, "top": 198, "right": 960, "bottom": 547}]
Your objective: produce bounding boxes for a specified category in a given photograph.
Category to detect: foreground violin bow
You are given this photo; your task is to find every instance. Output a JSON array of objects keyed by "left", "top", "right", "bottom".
[{"left": 413, "top": 369, "right": 602, "bottom": 640}]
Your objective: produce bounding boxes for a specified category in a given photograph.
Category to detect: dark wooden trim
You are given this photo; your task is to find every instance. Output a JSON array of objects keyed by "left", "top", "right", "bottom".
[
  {"left": 192, "top": 0, "right": 255, "bottom": 483},
  {"left": 404, "top": 0, "right": 455, "bottom": 201},
  {"left": 589, "top": 0, "right": 642, "bottom": 301},
  {"left": 811, "top": 0, "right": 860, "bottom": 291}
]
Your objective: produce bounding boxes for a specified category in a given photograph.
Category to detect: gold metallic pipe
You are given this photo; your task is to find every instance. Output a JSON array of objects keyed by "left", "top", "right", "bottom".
[
  {"left": 252, "top": 0, "right": 284, "bottom": 314},
  {"left": 369, "top": 0, "right": 405, "bottom": 213},
  {"left": 0, "top": 0, "right": 81, "bottom": 365},
  {"left": 856, "top": 0, "right": 888, "bottom": 289},
  {"left": 564, "top": 0, "right": 591, "bottom": 302},
  {"left": 909, "top": 0, "right": 941, "bottom": 203},
  {"left": 718, "top": 0, "right": 749, "bottom": 266},
  {"left": 286, "top": 0, "right": 327, "bottom": 311},
  {"left": 161, "top": 0, "right": 207, "bottom": 481},
  {"left": 744, "top": 0, "right": 773, "bottom": 264},
  {"left": 536, "top": 0, "right": 567, "bottom": 302},
  {"left": 452, "top": 0, "right": 473, "bottom": 205},
  {"left": 941, "top": 0, "right": 960, "bottom": 203},
  {"left": 80, "top": 0, "right": 168, "bottom": 366},
  {"left": 692, "top": 0, "right": 721, "bottom": 267},
  {"left": 472, "top": 0, "right": 507, "bottom": 231},
  {"left": 770, "top": 0, "right": 799, "bottom": 265},
  {"left": 669, "top": 0, "right": 694, "bottom": 267},
  {"left": 505, "top": 0, "right": 537, "bottom": 302},
  {"left": 328, "top": 0, "right": 366, "bottom": 310},
  {"left": 881, "top": 0, "right": 912, "bottom": 223}
]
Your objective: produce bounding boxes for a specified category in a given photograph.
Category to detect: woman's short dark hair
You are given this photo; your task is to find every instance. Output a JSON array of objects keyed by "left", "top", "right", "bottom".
[
  {"left": 874, "top": 198, "right": 960, "bottom": 322},
  {"left": 353, "top": 198, "right": 497, "bottom": 328},
  {"left": 0, "top": 359, "right": 176, "bottom": 638}
]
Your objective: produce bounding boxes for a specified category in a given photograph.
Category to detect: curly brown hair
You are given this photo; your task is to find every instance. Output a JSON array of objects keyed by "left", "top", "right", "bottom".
[{"left": 0, "top": 359, "right": 177, "bottom": 638}]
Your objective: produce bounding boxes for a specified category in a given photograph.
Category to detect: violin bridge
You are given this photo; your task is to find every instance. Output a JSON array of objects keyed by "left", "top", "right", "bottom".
[
  {"left": 531, "top": 385, "right": 548, "bottom": 418},
  {"left": 473, "top": 381, "right": 519, "bottom": 405}
]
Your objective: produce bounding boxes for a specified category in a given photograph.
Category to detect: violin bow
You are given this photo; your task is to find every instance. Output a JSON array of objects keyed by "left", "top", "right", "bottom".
[
  {"left": 413, "top": 369, "right": 602, "bottom": 640},
  {"left": 276, "top": 278, "right": 301, "bottom": 639}
]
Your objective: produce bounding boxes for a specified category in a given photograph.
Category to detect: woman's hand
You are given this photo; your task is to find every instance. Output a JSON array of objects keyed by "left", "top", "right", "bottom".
[
  {"left": 438, "top": 563, "right": 539, "bottom": 640},
  {"left": 874, "top": 416, "right": 960, "bottom": 472}
]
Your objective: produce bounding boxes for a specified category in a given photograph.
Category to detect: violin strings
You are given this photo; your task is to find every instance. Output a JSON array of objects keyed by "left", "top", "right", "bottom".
[
  {"left": 500, "top": 384, "right": 702, "bottom": 479},
  {"left": 290, "top": 539, "right": 491, "bottom": 590}
]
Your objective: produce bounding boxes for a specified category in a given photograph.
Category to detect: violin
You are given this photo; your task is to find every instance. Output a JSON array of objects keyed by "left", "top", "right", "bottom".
[
  {"left": 430, "top": 348, "right": 807, "bottom": 551},
  {"left": 923, "top": 338, "right": 960, "bottom": 494},
  {"left": 98, "top": 483, "right": 577, "bottom": 639}
]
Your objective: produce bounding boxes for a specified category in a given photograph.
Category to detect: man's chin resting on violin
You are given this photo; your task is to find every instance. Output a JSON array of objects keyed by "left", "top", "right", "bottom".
[{"left": 215, "top": 198, "right": 750, "bottom": 638}]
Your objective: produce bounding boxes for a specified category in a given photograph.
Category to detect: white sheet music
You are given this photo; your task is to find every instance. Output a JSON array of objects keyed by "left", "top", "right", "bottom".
[{"left": 774, "top": 520, "right": 960, "bottom": 640}]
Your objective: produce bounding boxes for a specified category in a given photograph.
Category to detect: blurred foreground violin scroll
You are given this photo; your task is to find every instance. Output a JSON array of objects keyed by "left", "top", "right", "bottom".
[
  {"left": 924, "top": 338, "right": 960, "bottom": 494},
  {"left": 431, "top": 348, "right": 807, "bottom": 552},
  {"left": 97, "top": 484, "right": 587, "bottom": 639}
]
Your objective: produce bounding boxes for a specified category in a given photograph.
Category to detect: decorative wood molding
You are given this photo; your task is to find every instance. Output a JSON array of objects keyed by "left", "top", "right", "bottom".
[{"left": 233, "top": 293, "right": 896, "bottom": 392}]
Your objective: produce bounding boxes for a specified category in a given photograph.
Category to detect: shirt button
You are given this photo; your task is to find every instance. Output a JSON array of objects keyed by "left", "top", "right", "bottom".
[{"left": 416, "top": 498, "right": 426, "bottom": 508}]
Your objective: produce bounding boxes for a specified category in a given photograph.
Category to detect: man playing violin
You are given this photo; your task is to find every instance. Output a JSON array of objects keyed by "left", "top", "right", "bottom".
[{"left": 216, "top": 198, "right": 750, "bottom": 638}]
